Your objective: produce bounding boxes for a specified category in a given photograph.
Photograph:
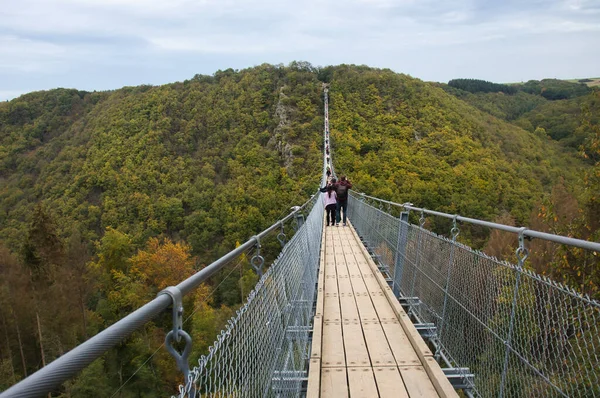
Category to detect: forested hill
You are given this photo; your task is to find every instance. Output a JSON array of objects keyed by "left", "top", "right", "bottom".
[
  {"left": 440, "top": 78, "right": 599, "bottom": 150},
  {"left": 0, "top": 65, "right": 324, "bottom": 254},
  {"left": 328, "top": 67, "right": 587, "bottom": 229},
  {"left": 0, "top": 63, "right": 597, "bottom": 395}
]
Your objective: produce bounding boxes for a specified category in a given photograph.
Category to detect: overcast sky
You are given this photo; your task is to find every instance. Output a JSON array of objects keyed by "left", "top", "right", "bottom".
[{"left": 1, "top": 0, "right": 599, "bottom": 101}]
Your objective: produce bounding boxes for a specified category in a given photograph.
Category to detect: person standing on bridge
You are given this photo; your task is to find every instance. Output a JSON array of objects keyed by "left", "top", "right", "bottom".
[
  {"left": 334, "top": 176, "right": 352, "bottom": 226},
  {"left": 322, "top": 179, "right": 337, "bottom": 227}
]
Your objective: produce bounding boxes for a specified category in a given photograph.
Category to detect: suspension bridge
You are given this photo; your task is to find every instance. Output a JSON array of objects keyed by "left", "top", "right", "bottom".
[{"left": 1, "top": 86, "right": 599, "bottom": 398}]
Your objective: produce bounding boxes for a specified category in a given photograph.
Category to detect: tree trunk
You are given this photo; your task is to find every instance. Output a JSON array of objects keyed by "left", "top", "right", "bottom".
[
  {"left": 36, "top": 311, "right": 46, "bottom": 368},
  {"left": 13, "top": 311, "right": 27, "bottom": 377},
  {"left": 36, "top": 312, "right": 51, "bottom": 398},
  {"left": 80, "top": 291, "right": 87, "bottom": 340},
  {"left": 1, "top": 310, "right": 16, "bottom": 383}
]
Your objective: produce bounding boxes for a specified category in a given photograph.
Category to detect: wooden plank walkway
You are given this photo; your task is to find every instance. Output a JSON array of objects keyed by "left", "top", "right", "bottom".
[{"left": 307, "top": 220, "right": 458, "bottom": 398}]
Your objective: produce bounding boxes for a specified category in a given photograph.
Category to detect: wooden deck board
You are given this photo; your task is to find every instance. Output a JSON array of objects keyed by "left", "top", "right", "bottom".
[
  {"left": 342, "top": 322, "right": 371, "bottom": 367},
  {"left": 307, "top": 358, "right": 322, "bottom": 398},
  {"left": 347, "top": 367, "right": 379, "bottom": 398},
  {"left": 399, "top": 366, "right": 440, "bottom": 397},
  {"left": 321, "top": 368, "right": 348, "bottom": 398},
  {"left": 373, "top": 367, "right": 410, "bottom": 398},
  {"left": 322, "top": 322, "right": 345, "bottom": 367},
  {"left": 311, "top": 316, "right": 323, "bottom": 359},
  {"left": 362, "top": 321, "right": 397, "bottom": 367},
  {"left": 380, "top": 320, "right": 421, "bottom": 366}
]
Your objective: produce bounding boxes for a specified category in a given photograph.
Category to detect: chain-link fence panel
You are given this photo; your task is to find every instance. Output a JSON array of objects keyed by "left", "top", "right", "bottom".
[
  {"left": 348, "top": 192, "right": 600, "bottom": 398},
  {"left": 176, "top": 194, "right": 324, "bottom": 398}
]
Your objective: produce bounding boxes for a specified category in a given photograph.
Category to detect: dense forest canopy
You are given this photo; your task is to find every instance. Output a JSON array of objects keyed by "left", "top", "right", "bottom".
[
  {"left": 448, "top": 78, "right": 518, "bottom": 94},
  {"left": 0, "top": 63, "right": 598, "bottom": 396},
  {"left": 441, "top": 78, "right": 599, "bottom": 150},
  {"left": 447, "top": 77, "right": 592, "bottom": 100}
]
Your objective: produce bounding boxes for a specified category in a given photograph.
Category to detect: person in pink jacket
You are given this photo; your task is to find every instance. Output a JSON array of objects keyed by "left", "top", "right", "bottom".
[{"left": 322, "top": 178, "right": 337, "bottom": 226}]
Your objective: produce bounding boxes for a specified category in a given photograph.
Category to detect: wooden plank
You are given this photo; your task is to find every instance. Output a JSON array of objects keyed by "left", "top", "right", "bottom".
[
  {"left": 339, "top": 294, "right": 359, "bottom": 322},
  {"left": 360, "top": 272, "right": 384, "bottom": 294},
  {"left": 379, "top": 320, "right": 421, "bottom": 367},
  {"left": 361, "top": 321, "right": 396, "bottom": 367},
  {"left": 315, "top": 269, "right": 325, "bottom": 318},
  {"left": 306, "top": 358, "right": 321, "bottom": 398},
  {"left": 398, "top": 366, "right": 439, "bottom": 397},
  {"left": 353, "top": 291, "right": 378, "bottom": 322},
  {"left": 337, "top": 276, "right": 353, "bottom": 294},
  {"left": 421, "top": 356, "right": 461, "bottom": 398},
  {"left": 342, "top": 322, "right": 370, "bottom": 367},
  {"left": 310, "top": 315, "right": 323, "bottom": 359},
  {"left": 370, "top": 293, "right": 397, "bottom": 321},
  {"left": 324, "top": 275, "right": 339, "bottom": 293},
  {"left": 324, "top": 293, "right": 341, "bottom": 322},
  {"left": 347, "top": 273, "right": 369, "bottom": 295},
  {"left": 373, "top": 367, "right": 410, "bottom": 398},
  {"left": 343, "top": 254, "right": 359, "bottom": 270},
  {"left": 334, "top": 258, "right": 350, "bottom": 278},
  {"left": 347, "top": 367, "right": 378, "bottom": 398},
  {"left": 321, "top": 367, "right": 348, "bottom": 398},
  {"left": 322, "top": 322, "right": 345, "bottom": 367}
]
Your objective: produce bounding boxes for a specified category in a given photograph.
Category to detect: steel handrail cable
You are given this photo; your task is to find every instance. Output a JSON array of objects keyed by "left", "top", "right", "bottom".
[{"left": 348, "top": 190, "right": 600, "bottom": 253}]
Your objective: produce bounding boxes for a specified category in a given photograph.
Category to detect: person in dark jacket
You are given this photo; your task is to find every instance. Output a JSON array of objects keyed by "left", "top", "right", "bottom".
[
  {"left": 320, "top": 178, "right": 336, "bottom": 193},
  {"left": 334, "top": 176, "right": 352, "bottom": 226}
]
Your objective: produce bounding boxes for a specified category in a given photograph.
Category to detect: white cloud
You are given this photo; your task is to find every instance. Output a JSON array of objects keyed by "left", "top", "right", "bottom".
[
  {"left": 0, "top": 35, "right": 67, "bottom": 72},
  {"left": 0, "top": 0, "right": 597, "bottom": 91}
]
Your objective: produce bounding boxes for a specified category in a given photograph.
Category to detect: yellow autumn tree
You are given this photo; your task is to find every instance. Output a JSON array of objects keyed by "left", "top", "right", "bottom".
[{"left": 130, "top": 237, "right": 195, "bottom": 292}]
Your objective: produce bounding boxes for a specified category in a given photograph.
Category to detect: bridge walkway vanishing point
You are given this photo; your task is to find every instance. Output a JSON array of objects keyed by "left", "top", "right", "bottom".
[{"left": 307, "top": 219, "right": 457, "bottom": 398}]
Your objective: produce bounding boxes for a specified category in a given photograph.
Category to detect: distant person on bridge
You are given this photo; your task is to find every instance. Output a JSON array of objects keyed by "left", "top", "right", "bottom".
[
  {"left": 334, "top": 176, "right": 352, "bottom": 226},
  {"left": 322, "top": 179, "right": 337, "bottom": 227},
  {"left": 326, "top": 167, "right": 331, "bottom": 178}
]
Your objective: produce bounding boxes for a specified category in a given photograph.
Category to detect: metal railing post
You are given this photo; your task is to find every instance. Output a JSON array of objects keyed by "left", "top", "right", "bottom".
[
  {"left": 498, "top": 228, "right": 528, "bottom": 398},
  {"left": 392, "top": 211, "right": 409, "bottom": 297},
  {"left": 436, "top": 216, "right": 460, "bottom": 360},
  {"left": 409, "top": 212, "right": 426, "bottom": 299}
]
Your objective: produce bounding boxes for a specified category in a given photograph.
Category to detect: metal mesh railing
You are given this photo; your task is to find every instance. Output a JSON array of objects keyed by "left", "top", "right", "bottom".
[
  {"left": 176, "top": 193, "right": 324, "bottom": 398},
  {"left": 348, "top": 192, "right": 600, "bottom": 398}
]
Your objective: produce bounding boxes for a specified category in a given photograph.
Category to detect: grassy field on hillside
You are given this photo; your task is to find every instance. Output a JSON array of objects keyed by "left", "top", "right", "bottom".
[{"left": 565, "top": 77, "right": 600, "bottom": 87}]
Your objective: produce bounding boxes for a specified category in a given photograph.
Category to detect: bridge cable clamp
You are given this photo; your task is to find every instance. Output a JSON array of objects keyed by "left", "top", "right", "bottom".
[
  {"left": 165, "top": 329, "right": 192, "bottom": 384},
  {"left": 515, "top": 227, "right": 529, "bottom": 266},
  {"left": 451, "top": 215, "right": 460, "bottom": 241},
  {"left": 250, "top": 235, "right": 265, "bottom": 276},
  {"left": 158, "top": 286, "right": 193, "bottom": 383},
  {"left": 158, "top": 286, "right": 184, "bottom": 342},
  {"left": 419, "top": 210, "right": 426, "bottom": 227},
  {"left": 277, "top": 221, "right": 287, "bottom": 247}
]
